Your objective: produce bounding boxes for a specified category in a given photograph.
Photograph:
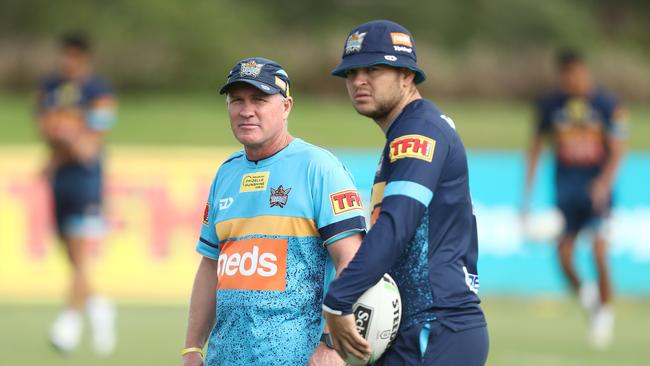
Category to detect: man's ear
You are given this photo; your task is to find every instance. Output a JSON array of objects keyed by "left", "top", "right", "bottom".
[
  {"left": 282, "top": 96, "right": 293, "bottom": 120},
  {"left": 401, "top": 68, "right": 416, "bottom": 87}
]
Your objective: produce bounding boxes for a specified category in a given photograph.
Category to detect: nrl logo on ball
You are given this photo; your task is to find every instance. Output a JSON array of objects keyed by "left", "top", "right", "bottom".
[
  {"left": 240, "top": 60, "right": 264, "bottom": 78},
  {"left": 270, "top": 185, "right": 291, "bottom": 208}
]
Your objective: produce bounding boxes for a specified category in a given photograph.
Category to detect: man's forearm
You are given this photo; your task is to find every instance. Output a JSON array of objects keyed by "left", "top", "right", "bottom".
[
  {"left": 185, "top": 257, "right": 218, "bottom": 348},
  {"left": 598, "top": 138, "right": 626, "bottom": 186},
  {"left": 524, "top": 135, "right": 544, "bottom": 208}
]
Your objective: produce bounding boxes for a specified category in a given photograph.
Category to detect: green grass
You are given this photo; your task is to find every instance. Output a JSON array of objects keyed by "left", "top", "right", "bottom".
[
  {"left": 2, "top": 92, "right": 648, "bottom": 149},
  {"left": 1, "top": 298, "right": 648, "bottom": 365}
]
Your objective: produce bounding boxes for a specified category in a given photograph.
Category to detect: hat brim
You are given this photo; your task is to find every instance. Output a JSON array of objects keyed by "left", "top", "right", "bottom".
[
  {"left": 331, "top": 52, "right": 426, "bottom": 84},
  {"left": 219, "top": 79, "right": 283, "bottom": 96}
]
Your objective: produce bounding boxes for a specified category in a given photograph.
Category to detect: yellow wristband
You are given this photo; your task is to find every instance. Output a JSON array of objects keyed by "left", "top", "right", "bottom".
[{"left": 181, "top": 347, "right": 204, "bottom": 358}]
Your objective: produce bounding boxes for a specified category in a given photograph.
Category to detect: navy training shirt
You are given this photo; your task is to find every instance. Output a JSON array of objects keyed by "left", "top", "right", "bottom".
[
  {"left": 39, "top": 75, "right": 113, "bottom": 110},
  {"left": 38, "top": 74, "right": 116, "bottom": 132},
  {"left": 536, "top": 88, "right": 626, "bottom": 187},
  {"left": 324, "top": 99, "right": 486, "bottom": 332}
]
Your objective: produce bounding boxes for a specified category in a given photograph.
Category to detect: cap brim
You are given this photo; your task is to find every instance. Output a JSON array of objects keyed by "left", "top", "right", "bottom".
[
  {"left": 331, "top": 53, "right": 426, "bottom": 84},
  {"left": 219, "top": 79, "right": 282, "bottom": 96}
]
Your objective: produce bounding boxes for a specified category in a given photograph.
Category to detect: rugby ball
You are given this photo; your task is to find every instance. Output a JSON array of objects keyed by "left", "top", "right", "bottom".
[
  {"left": 523, "top": 209, "right": 565, "bottom": 242},
  {"left": 347, "top": 274, "right": 401, "bottom": 366}
]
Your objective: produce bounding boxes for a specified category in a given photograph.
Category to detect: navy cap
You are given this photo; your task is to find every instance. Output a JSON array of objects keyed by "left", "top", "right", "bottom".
[
  {"left": 219, "top": 57, "right": 291, "bottom": 97},
  {"left": 332, "top": 20, "right": 426, "bottom": 84}
]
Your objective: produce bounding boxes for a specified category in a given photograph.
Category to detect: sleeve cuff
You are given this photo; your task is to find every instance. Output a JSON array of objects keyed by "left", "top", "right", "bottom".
[
  {"left": 322, "top": 304, "right": 343, "bottom": 316},
  {"left": 319, "top": 216, "right": 366, "bottom": 243},
  {"left": 322, "top": 229, "right": 364, "bottom": 246},
  {"left": 196, "top": 237, "right": 219, "bottom": 260},
  {"left": 323, "top": 295, "right": 353, "bottom": 316}
]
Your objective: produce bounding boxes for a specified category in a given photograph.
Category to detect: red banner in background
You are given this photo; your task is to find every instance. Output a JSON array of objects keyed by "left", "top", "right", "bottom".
[{"left": 0, "top": 146, "right": 233, "bottom": 303}]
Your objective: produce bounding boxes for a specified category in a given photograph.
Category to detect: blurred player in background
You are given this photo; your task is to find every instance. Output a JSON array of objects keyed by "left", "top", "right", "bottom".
[
  {"left": 523, "top": 50, "right": 627, "bottom": 349},
  {"left": 36, "top": 32, "right": 117, "bottom": 355},
  {"left": 323, "top": 20, "right": 488, "bottom": 365},
  {"left": 182, "top": 57, "right": 365, "bottom": 366}
]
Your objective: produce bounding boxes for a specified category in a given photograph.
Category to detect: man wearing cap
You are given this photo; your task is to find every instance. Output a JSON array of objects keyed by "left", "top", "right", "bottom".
[
  {"left": 323, "top": 20, "right": 489, "bottom": 365},
  {"left": 181, "top": 57, "right": 366, "bottom": 366}
]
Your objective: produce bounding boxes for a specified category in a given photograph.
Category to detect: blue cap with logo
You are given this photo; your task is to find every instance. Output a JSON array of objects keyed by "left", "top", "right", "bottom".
[
  {"left": 219, "top": 57, "right": 291, "bottom": 97},
  {"left": 332, "top": 20, "right": 426, "bottom": 84}
]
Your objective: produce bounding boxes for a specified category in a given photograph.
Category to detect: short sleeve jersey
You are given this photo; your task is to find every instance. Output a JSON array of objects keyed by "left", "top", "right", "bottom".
[
  {"left": 197, "top": 138, "right": 366, "bottom": 365},
  {"left": 38, "top": 74, "right": 116, "bottom": 132},
  {"left": 536, "top": 89, "right": 626, "bottom": 182}
]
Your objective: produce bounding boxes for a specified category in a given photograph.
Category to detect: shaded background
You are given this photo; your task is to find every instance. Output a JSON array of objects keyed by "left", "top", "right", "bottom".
[{"left": 1, "top": 0, "right": 649, "bottom": 365}]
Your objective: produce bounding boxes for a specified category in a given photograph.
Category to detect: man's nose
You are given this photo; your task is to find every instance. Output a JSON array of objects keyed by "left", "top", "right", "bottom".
[
  {"left": 351, "top": 71, "right": 368, "bottom": 88},
  {"left": 239, "top": 102, "right": 255, "bottom": 118}
]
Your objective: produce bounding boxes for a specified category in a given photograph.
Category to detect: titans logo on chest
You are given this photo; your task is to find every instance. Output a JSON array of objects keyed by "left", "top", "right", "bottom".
[{"left": 270, "top": 185, "right": 291, "bottom": 208}]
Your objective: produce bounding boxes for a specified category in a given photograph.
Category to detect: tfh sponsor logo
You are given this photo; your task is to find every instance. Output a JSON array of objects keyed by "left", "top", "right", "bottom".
[
  {"left": 330, "top": 189, "right": 363, "bottom": 215},
  {"left": 389, "top": 134, "right": 435, "bottom": 163}
]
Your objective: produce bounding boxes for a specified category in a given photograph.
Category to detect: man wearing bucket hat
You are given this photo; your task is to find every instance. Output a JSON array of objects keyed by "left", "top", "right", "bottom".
[
  {"left": 181, "top": 57, "right": 367, "bottom": 366},
  {"left": 323, "top": 21, "right": 489, "bottom": 365}
]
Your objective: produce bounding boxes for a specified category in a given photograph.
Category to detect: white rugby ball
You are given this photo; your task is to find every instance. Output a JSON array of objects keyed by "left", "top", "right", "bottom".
[
  {"left": 523, "top": 209, "right": 565, "bottom": 242},
  {"left": 347, "top": 274, "right": 402, "bottom": 366}
]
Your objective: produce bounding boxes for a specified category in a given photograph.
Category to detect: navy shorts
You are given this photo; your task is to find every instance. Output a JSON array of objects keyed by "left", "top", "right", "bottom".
[
  {"left": 555, "top": 169, "right": 612, "bottom": 235},
  {"left": 556, "top": 188, "right": 611, "bottom": 235},
  {"left": 51, "top": 161, "right": 104, "bottom": 238},
  {"left": 373, "top": 321, "right": 489, "bottom": 366}
]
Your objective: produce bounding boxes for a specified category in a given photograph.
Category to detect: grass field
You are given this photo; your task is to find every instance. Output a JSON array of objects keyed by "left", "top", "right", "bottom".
[
  {"left": 1, "top": 92, "right": 649, "bottom": 149},
  {"left": 1, "top": 298, "right": 648, "bottom": 366},
  {"left": 1, "top": 92, "right": 648, "bottom": 365}
]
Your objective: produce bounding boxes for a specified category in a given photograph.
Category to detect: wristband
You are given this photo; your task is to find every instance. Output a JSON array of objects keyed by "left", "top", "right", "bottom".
[
  {"left": 181, "top": 347, "right": 204, "bottom": 358},
  {"left": 320, "top": 333, "right": 335, "bottom": 349}
]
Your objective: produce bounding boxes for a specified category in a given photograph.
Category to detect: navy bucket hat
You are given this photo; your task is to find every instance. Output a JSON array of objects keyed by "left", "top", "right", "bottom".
[
  {"left": 332, "top": 20, "right": 426, "bottom": 84},
  {"left": 220, "top": 57, "right": 291, "bottom": 97}
]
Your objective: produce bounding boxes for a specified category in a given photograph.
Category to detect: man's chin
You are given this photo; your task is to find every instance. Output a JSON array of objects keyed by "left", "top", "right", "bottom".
[
  {"left": 352, "top": 104, "right": 377, "bottom": 118},
  {"left": 354, "top": 106, "right": 387, "bottom": 120},
  {"left": 234, "top": 133, "right": 262, "bottom": 147}
]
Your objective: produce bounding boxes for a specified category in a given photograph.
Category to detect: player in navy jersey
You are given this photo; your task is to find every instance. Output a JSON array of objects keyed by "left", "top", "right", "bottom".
[
  {"left": 36, "top": 32, "right": 117, "bottom": 355},
  {"left": 523, "top": 50, "right": 627, "bottom": 348},
  {"left": 323, "top": 20, "right": 488, "bottom": 365}
]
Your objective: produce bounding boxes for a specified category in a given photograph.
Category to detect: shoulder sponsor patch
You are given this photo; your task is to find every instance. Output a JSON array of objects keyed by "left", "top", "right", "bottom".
[
  {"left": 202, "top": 202, "right": 209, "bottom": 225},
  {"left": 389, "top": 134, "right": 436, "bottom": 162},
  {"left": 390, "top": 32, "right": 413, "bottom": 47},
  {"left": 330, "top": 189, "right": 363, "bottom": 215},
  {"left": 240, "top": 171, "right": 270, "bottom": 192}
]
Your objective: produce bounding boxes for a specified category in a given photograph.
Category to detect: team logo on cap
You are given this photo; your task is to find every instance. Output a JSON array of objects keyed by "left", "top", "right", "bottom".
[
  {"left": 240, "top": 60, "right": 264, "bottom": 78},
  {"left": 345, "top": 31, "right": 367, "bottom": 54}
]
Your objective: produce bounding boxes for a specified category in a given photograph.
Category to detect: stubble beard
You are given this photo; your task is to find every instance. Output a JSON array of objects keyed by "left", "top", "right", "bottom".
[{"left": 354, "top": 88, "right": 403, "bottom": 121}]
